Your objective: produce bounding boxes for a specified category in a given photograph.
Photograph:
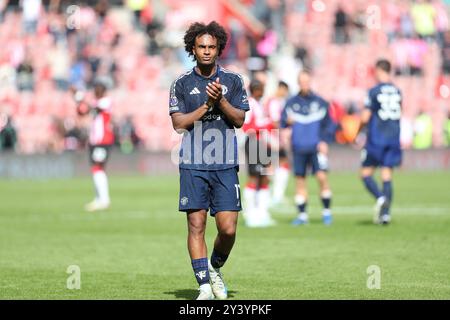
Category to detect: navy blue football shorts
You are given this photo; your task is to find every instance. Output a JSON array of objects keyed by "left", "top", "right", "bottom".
[
  {"left": 292, "top": 151, "right": 329, "bottom": 177},
  {"left": 361, "top": 144, "right": 402, "bottom": 168},
  {"left": 179, "top": 167, "right": 242, "bottom": 216}
]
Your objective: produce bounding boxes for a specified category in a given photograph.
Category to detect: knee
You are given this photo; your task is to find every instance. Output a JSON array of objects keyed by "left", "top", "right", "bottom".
[
  {"left": 188, "top": 218, "right": 206, "bottom": 238},
  {"left": 219, "top": 224, "right": 236, "bottom": 239}
]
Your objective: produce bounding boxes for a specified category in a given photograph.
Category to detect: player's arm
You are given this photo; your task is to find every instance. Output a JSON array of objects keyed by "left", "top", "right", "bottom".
[
  {"left": 170, "top": 104, "right": 210, "bottom": 132},
  {"left": 360, "top": 108, "right": 371, "bottom": 127},
  {"left": 207, "top": 78, "right": 246, "bottom": 128},
  {"left": 217, "top": 98, "right": 245, "bottom": 128},
  {"left": 318, "top": 102, "right": 337, "bottom": 155},
  {"left": 169, "top": 79, "right": 211, "bottom": 132},
  {"left": 71, "top": 88, "right": 91, "bottom": 116},
  {"left": 359, "top": 91, "right": 373, "bottom": 130}
]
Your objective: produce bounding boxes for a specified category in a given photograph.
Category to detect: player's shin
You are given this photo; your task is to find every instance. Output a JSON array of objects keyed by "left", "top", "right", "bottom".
[
  {"left": 272, "top": 165, "right": 289, "bottom": 204},
  {"left": 292, "top": 194, "right": 308, "bottom": 225},
  {"left": 382, "top": 181, "right": 393, "bottom": 214},
  {"left": 92, "top": 168, "right": 110, "bottom": 205},
  {"left": 362, "top": 176, "right": 383, "bottom": 200},
  {"left": 256, "top": 184, "right": 275, "bottom": 226}
]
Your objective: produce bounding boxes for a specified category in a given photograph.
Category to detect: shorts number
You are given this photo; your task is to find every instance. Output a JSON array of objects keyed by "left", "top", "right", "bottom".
[{"left": 234, "top": 184, "right": 240, "bottom": 200}]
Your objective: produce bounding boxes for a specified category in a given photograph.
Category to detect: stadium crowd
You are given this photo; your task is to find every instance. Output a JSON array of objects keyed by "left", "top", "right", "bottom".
[{"left": 0, "top": 0, "right": 449, "bottom": 154}]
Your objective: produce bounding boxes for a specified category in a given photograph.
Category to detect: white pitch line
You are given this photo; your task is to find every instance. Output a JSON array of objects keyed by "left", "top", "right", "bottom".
[{"left": 272, "top": 206, "right": 450, "bottom": 215}]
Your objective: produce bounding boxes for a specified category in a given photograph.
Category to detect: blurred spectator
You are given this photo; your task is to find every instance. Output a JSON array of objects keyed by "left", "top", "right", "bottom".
[
  {"left": 0, "top": 113, "right": 17, "bottom": 152},
  {"left": 400, "top": 117, "right": 414, "bottom": 149},
  {"left": 392, "top": 36, "right": 428, "bottom": 76},
  {"left": 434, "top": 0, "right": 449, "bottom": 46},
  {"left": 126, "top": 0, "right": 149, "bottom": 30},
  {"left": 444, "top": 111, "right": 450, "bottom": 147},
  {"left": 442, "top": 30, "right": 450, "bottom": 74},
  {"left": 0, "top": 0, "right": 7, "bottom": 23},
  {"left": 408, "top": 37, "right": 428, "bottom": 76},
  {"left": 333, "top": 5, "right": 349, "bottom": 44},
  {"left": 413, "top": 111, "right": 433, "bottom": 149},
  {"left": 294, "top": 43, "right": 311, "bottom": 70},
  {"left": 69, "top": 57, "right": 88, "bottom": 90},
  {"left": 95, "top": 0, "right": 110, "bottom": 24},
  {"left": 48, "top": 40, "right": 70, "bottom": 91},
  {"left": 0, "top": 0, "right": 449, "bottom": 153},
  {"left": 328, "top": 99, "right": 346, "bottom": 127},
  {"left": 63, "top": 117, "right": 87, "bottom": 151},
  {"left": 20, "top": 0, "right": 41, "bottom": 35},
  {"left": 117, "top": 115, "right": 141, "bottom": 154},
  {"left": 145, "top": 19, "right": 163, "bottom": 56},
  {"left": 444, "top": 111, "right": 450, "bottom": 146},
  {"left": 335, "top": 104, "right": 361, "bottom": 145},
  {"left": 0, "top": 61, "right": 17, "bottom": 91},
  {"left": 350, "top": 6, "right": 367, "bottom": 43},
  {"left": 410, "top": 0, "right": 437, "bottom": 41},
  {"left": 16, "top": 56, "right": 34, "bottom": 91},
  {"left": 48, "top": 116, "right": 65, "bottom": 153},
  {"left": 399, "top": 9, "right": 415, "bottom": 39}
]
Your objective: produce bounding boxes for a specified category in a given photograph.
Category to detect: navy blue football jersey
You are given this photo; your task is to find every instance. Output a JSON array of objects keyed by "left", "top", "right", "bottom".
[
  {"left": 280, "top": 92, "right": 335, "bottom": 153},
  {"left": 169, "top": 65, "right": 249, "bottom": 170},
  {"left": 365, "top": 82, "right": 402, "bottom": 147}
]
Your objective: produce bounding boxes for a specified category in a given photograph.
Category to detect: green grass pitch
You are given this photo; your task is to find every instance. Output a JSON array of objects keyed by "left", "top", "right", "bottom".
[{"left": 0, "top": 170, "right": 449, "bottom": 299}]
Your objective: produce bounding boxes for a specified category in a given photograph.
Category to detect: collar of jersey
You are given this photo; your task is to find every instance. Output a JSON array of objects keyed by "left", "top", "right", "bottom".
[
  {"left": 192, "top": 64, "right": 220, "bottom": 80},
  {"left": 298, "top": 91, "right": 315, "bottom": 99}
]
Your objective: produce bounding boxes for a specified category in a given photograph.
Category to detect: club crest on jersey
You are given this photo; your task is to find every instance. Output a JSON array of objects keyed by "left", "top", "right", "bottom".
[
  {"left": 310, "top": 101, "right": 320, "bottom": 113},
  {"left": 170, "top": 95, "right": 178, "bottom": 107},
  {"left": 221, "top": 85, "right": 228, "bottom": 95},
  {"left": 180, "top": 197, "right": 189, "bottom": 206}
]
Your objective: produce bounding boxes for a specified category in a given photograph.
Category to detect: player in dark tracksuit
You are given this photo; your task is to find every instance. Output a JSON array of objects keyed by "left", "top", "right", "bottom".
[{"left": 280, "top": 70, "right": 336, "bottom": 226}]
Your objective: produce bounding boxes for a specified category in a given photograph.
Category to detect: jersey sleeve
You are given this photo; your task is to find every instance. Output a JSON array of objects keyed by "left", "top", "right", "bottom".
[
  {"left": 229, "top": 75, "right": 250, "bottom": 111},
  {"left": 279, "top": 101, "right": 290, "bottom": 128},
  {"left": 364, "top": 88, "right": 375, "bottom": 111},
  {"left": 319, "top": 101, "right": 337, "bottom": 143},
  {"left": 169, "top": 79, "right": 186, "bottom": 114}
]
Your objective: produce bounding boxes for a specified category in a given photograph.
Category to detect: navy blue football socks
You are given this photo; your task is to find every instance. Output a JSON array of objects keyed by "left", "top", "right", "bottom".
[
  {"left": 191, "top": 258, "right": 209, "bottom": 285},
  {"left": 297, "top": 202, "right": 307, "bottom": 214},
  {"left": 363, "top": 176, "right": 383, "bottom": 199},
  {"left": 211, "top": 249, "right": 229, "bottom": 269},
  {"left": 383, "top": 181, "right": 392, "bottom": 202}
]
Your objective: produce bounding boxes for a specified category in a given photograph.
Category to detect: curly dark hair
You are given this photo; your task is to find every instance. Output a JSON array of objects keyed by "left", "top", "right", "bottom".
[{"left": 184, "top": 21, "right": 228, "bottom": 61}]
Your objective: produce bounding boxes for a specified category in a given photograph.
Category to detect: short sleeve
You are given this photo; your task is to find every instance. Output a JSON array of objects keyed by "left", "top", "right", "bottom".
[
  {"left": 228, "top": 75, "right": 250, "bottom": 111},
  {"left": 280, "top": 103, "right": 289, "bottom": 128},
  {"left": 169, "top": 79, "right": 186, "bottom": 114},
  {"left": 364, "top": 89, "right": 374, "bottom": 111}
]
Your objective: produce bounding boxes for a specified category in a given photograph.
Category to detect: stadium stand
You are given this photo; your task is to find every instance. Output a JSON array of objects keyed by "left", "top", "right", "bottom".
[{"left": 0, "top": 0, "right": 449, "bottom": 154}]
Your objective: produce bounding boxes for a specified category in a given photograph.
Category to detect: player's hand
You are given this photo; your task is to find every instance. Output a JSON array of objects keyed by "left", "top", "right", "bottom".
[
  {"left": 317, "top": 141, "right": 328, "bottom": 155},
  {"left": 206, "top": 77, "right": 223, "bottom": 103},
  {"left": 286, "top": 115, "right": 295, "bottom": 126}
]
